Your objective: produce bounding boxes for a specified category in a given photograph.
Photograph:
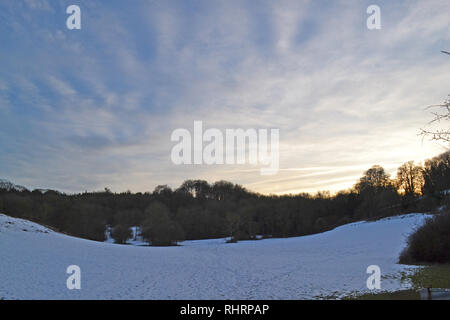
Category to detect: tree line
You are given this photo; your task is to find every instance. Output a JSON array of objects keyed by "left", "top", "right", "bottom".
[{"left": 0, "top": 151, "right": 448, "bottom": 246}]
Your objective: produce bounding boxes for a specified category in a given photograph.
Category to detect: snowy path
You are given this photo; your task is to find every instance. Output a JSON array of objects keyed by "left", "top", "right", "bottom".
[{"left": 0, "top": 213, "right": 427, "bottom": 299}]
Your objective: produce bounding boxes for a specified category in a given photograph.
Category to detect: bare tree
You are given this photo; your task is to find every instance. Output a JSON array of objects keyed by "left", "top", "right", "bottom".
[
  {"left": 396, "top": 161, "right": 424, "bottom": 196},
  {"left": 354, "top": 165, "right": 392, "bottom": 193},
  {"left": 420, "top": 97, "right": 450, "bottom": 143},
  {"left": 420, "top": 51, "right": 450, "bottom": 143}
]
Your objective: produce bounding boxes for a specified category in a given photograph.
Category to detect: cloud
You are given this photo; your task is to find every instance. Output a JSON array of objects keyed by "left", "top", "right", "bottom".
[
  {"left": 24, "top": 0, "right": 51, "bottom": 11},
  {"left": 0, "top": 0, "right": 449, "bottom": 194},
  {"left": 47, "top": 75, "right": 77, "bottom": 96}
]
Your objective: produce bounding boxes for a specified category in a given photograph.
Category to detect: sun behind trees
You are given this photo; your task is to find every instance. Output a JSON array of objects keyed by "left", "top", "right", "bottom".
[
  {"left": 396, "top": 161, "right": 424, "bottom": 197},
  {"left": 0, "top": 152, "right": 448, "bottom": 246}
]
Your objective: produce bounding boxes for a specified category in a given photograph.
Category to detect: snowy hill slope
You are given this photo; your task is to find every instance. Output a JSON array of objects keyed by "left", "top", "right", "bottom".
[{"left": 0, "top": 213, "right": 428, "bottom": 299}]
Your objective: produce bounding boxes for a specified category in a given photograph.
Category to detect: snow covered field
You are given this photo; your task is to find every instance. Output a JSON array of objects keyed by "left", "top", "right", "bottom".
[{"left": 0, "top": 213, "right": 428, "bottom": 299}]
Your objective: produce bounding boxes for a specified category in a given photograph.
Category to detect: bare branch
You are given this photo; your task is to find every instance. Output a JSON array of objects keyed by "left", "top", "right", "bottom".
[{"left": 420, "top": 96, "right": 450, "bottom": 144}]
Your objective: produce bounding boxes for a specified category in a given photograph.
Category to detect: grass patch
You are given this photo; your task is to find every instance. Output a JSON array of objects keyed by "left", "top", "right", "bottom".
[
  {"left": 351, "top": 290, "right": 420, "bottom": 300},
  {"left": 347, "top": 265, "right": 450, "bottom": 300},
  {"left": 407, "top": 264, "right": 450, "bottom": 289}
]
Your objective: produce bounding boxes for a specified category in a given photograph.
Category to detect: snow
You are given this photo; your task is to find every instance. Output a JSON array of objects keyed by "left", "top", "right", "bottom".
[{"left": 0, "top": 213, "right": 429, "bottom": 300}]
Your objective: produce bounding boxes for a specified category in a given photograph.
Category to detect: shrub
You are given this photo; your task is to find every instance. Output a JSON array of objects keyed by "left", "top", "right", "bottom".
[
  {"left": 399, "top": 211, "right": 450, "bottom": 264},
  {"left": 111, "top": 224, "right": 132, "bottom": 244}
]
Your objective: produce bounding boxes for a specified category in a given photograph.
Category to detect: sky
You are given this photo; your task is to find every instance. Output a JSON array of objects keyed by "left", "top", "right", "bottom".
[{"left": 0, "top": 0, "right": 449, "bottom": 195}]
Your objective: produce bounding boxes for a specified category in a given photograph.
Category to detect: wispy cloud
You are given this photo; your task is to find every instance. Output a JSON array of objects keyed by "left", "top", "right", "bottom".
[{"left": 0, "top": 0, "right": 448, "bottom": 194}]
